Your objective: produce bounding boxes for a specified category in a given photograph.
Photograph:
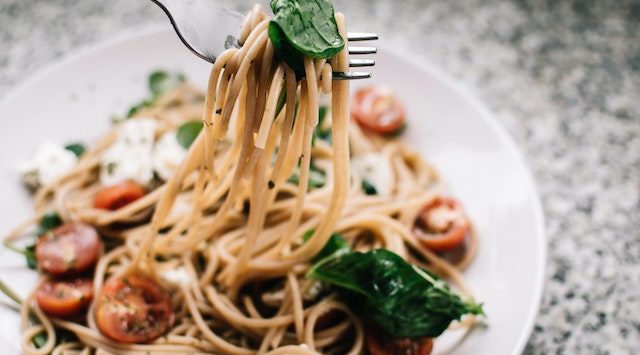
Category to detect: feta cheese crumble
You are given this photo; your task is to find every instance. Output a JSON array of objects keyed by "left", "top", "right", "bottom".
[
  {"left": 100, "top": 118, "right": 157, "bottom": 186},
  {"left": 18, "top": 142, "right": 78, "bottom": 189},
  {"left": 153, "top": 131, "right": 187, "bottom": 181},
  {"left": 352, "top": 153, "right": 393, "bottom": 196}
]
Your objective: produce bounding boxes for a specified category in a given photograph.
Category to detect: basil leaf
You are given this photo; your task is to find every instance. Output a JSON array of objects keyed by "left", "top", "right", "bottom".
[
  {"left": 64, "top": 143, "right": 86, "bottom": 158},
  {"left": 303, "top": 230, "right": 351, "bottom": 262},
  {"left": 269, "top": 0, "right": 344, "bottom": 76},
  {"left": 176, "top": 121, "right": 203, "bottom": 149},
  {"left": 39, "top": 212, "right": 62, "bottom": 234},
  {"left": 149, "top": 70, "right": 186, "bottom": 98},
  {"left": 308, "top": 248, "right": 484, "bottom": 338},
  {"left": 361, "top": 179, "right": 378, "bottom": 195}
]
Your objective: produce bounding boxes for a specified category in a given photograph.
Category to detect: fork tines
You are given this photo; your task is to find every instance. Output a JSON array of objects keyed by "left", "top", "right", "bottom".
[{"left": 334, "top": 32, "right": 378, "bottom": 80}]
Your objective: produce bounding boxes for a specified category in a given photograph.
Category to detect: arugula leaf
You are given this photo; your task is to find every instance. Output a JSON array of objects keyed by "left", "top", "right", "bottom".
[
  {"left": 149, "top": 70, "right": 186, "bottom": 98},
  {"left": 269, "top": 0, "right": 345, "bottom": 77},
  {"left": 64, "top": 143, "right": 86, "bottom": 158},
  {"left": 303, "top": 230, "right": 351, "bottom": 262},
  {"left": 308, "top": 248, "right": 484, "bottom": 338},
  {"left": 176, "top": 120, "right": 203, "bottom": 149},
  {"left": 361, "top": 179, "right": 378, "bottom": 195}
]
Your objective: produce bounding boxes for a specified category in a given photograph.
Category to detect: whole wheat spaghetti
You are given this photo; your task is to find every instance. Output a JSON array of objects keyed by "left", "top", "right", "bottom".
[{"left": 7, "top": 5, "right": 480, "bottom": 355}]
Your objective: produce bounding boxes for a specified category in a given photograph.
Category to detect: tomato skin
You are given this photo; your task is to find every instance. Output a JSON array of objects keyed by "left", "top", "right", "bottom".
[
  {"left": 413, "top": 197, "right": 470, "bottom": 252},
  {"left": 36, "top": 278, "right": 93, "bottom": 318},
  {"left": 352, "top": 86, "right": 406, "bottom": 135},
  {"left": 365, "top": 326, "right": 434, "bottom": 355},
  {"left": 94, "top": 181, "right": 146, "bottom": 211},
  {"left": 96, "top": 275, "right": 174, "bottom": 344},
  {"left": 36, "top": 223, "right": 102, "bottom": 276}
]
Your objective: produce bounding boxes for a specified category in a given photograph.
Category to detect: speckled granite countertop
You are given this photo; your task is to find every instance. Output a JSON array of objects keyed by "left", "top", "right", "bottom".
[{"left": 1, "top": 0, "right": 639, "bottom": 354}]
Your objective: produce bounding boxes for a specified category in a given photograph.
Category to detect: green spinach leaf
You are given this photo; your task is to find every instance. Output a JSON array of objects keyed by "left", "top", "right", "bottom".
[
  {"left": 288, "top": 163, "right": 326, "bottom": 189},
  {"left": 4, "top": 211, "right": 62, "bottom": 269},
  {"left": 149, "top": 70, "right": 186, "bottom": 98},
  {"left": 32, "top": 331, "right": 47, "bottom": 348},
  {"left": 126, "top": 99, "right": 153, "bottom": 118},
  {"left": 24, "top": 244, "right": 37, "bottom": 269},
  {"left": 308, "top": 248, "right": 484, "bottom": 338},
  {"left": 361, "top": 179, "right": 378, "bottom": 195},
  {"left": 176, "top": 120, "right": 203, "bottom": 149},
  {"left": 39, "top": 211, "right": 62, "bottom": 234},
  {"left": 269, "top": 0, "right": 344, "bottom": 76},
  {"left": 124, "top": 71, "right": 185, "bottom": 119},
  {"left": 312, "top": 106, "right": 332, "bottom": 146},
  {"left": 64, "top": 143, "right": 86, "bottom": 158},
  {"left": 303, "top": 230, "right": 351, "bottom": 262}
]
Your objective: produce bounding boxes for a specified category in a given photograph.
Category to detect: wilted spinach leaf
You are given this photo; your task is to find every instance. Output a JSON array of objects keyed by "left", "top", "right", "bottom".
[
  {"left": 176, "top": 120, "right": 203, "bottom": 149},
  {"left": 303, "top": 230, "right": 351, "bottom": 262},
  {"left": 39, "top": 211, "right": 62, "bottom": 234},
  {"left": 64, "top": 143, "right": 86, "bottom": 158},
  {"left": 288, "top": 163, "right": 326, "bottom": 189},
  {"left": 124, "top": 71, "right": 185, "bottom": 119},
  {"left": 149, "top": 70, "right": 186, "bottom": 98},
  {"left": 361, "top": 179, "right": 377, "bottom": 195},
  {"left": 269, "top": 0, "right": 344, "bottom": 76},
  {"left": 5, "top": 211, "right": 62, "bottom": 269},
  {"left": 308, "top": 248, "right": 484, "bottom": 338},
  {"left": 312, "top": 106, "right": 332, "bottom": 146}
]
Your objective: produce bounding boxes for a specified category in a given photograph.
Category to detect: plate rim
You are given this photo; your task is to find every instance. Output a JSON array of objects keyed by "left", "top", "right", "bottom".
[
  {"left": 0, "top": 26, "right": 547, "bottom": 355},
  {"left": 383, "top": 43, "right": 547, "bottom": 355}
]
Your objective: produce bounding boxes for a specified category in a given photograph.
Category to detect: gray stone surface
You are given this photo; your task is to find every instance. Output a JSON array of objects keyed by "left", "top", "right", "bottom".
[{"left": 1, "top": 0, "right": 638, "bottom": 354}]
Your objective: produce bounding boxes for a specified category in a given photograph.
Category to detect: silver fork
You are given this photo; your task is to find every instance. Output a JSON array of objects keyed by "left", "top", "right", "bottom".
[{"left": 150, "top": 0, "right": 377, "bottom": 79}]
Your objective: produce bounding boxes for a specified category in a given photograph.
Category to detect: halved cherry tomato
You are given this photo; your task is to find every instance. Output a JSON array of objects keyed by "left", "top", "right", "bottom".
[
  {"left": 351, "top": 86, "right": 406, "bottom": 135},
  {"left": 96, "top": 275, "right": 174, "bottom": 343},
  {"left": 365, "top": 326, "right": 434, "bottom": 355},
  {"left": 36, "top": 278, "right": 93, "bottom": 318},
  {"left": 413, "top": 197, "right": 469, "bottom": 252},
  {"left": 94, "top": 181, "right": 146, "bottom": 210},
  {"left": 36, "top": 223, "right": 102, "bottom": 276}
]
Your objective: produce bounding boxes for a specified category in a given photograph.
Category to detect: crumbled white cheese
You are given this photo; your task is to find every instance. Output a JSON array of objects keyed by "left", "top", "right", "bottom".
[
  {"left": 352, "top": 153, "right": 393, "bottom": 196},
  {"left": 18, "top": 142, "right": 78, "bottom": 189},
  {"left": 100, "top": 118, "right": 156, "bottom": 186},
  {"left": 161, "top": 266, "right": 190, "bottom": 285},
  {"left": 153, "top": 131, "right": 187, "bottom": 181}
]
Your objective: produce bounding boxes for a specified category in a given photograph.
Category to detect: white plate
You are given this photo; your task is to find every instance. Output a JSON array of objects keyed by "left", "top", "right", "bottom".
[{"left": 0, "top": 27, "right": 545, "bottom": 355}]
